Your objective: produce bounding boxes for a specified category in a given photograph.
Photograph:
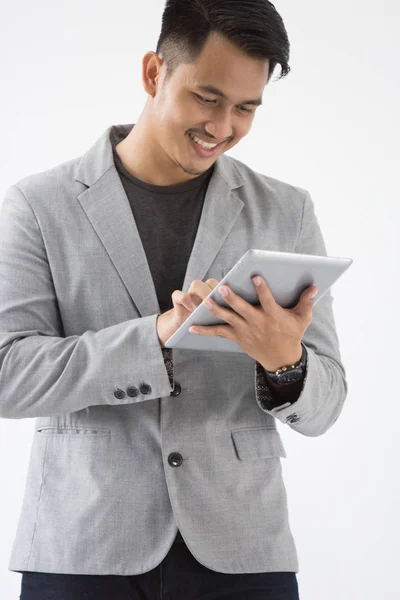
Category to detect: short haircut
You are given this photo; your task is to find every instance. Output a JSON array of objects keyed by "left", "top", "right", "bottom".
[{"left": 155, "top": 0, "right": 291, "bottom": 83}]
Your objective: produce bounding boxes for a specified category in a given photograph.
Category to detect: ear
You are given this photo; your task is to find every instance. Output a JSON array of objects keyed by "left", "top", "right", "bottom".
[{"left": 142, "top": 51, "right": 164, "bottom": 97}]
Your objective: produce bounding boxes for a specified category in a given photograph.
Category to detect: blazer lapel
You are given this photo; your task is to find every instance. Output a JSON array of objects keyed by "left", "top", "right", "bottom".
[
  {"left": 74, "top": 124, "right": 244, "bottom": 318},
  {"left": 181, "top": 161, "right": 244, "bottom": 293}
]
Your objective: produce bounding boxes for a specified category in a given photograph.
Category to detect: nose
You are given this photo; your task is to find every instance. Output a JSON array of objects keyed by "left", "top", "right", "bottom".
[{"left": 204, "top": 112, "right": 233, "bottom": 143}]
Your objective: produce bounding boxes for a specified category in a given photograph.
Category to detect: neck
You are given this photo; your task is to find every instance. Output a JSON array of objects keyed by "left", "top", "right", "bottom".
[{"left": 115, "top": 113, "right": 205, "bottom": 186}]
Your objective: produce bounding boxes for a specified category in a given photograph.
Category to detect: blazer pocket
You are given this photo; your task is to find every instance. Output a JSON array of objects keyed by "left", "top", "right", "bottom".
[
  {"left": 36, "top": 426, "right": 111, "bottom": 437},
  {"left": 231, "top": 427, "right": 287, "bottom": 461}
]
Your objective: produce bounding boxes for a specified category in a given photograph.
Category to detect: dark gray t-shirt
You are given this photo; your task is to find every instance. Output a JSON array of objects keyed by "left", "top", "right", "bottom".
[{"left": 110, "top": 125, "right": 214, "bottom": 314}]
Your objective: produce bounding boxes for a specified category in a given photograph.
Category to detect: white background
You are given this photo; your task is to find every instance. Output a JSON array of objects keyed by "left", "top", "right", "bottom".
[{"left": 0, "top": 1, "right": 398, "bottom": 598}]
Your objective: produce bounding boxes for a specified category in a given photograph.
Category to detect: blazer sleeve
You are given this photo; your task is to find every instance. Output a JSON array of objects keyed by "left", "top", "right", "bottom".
[
  {"left": 254, "top": 190, "right": 349, "bottom": 436},
  {"left": 0, "top": 185, "right": 174, "bottom": 419}
]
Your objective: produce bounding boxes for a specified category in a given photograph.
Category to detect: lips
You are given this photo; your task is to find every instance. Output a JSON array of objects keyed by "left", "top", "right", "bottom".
[
  {"left": 190, "top": 133, "right": 223, "bottom": 144},
  {"left": 188, "top": 133, "right": 223, "bottom": 157}
]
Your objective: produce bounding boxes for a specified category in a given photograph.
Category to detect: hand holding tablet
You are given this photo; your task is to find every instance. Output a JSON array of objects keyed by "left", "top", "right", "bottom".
[{"left": 164, "top": 249, "right": 353, "bottom": 354}]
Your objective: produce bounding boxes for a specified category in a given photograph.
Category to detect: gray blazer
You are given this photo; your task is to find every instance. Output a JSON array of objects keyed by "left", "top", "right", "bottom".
[{"left": 0, "top": 124, "right": 348, "bottom": 575}]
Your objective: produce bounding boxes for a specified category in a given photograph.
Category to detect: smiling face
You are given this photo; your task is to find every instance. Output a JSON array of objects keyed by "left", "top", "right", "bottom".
[{"left": 144, "top": 32, "right": 270, "bottom": 177}]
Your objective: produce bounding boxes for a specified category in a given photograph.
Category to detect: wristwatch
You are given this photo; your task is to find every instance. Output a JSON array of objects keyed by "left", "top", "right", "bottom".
[{"left": 263, "top": 343, "right": 307, "bottom": 386}]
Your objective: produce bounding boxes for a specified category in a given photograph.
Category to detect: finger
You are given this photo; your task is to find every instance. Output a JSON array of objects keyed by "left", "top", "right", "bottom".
[
  {"left": 171, "top": 290, "right": 195, "bottom": 319},
  {"left": 189, "top": 323, "right": 234, "bottom": 340},
  {"left": 205, "top": 278, "right": 219, "bottom": 291},
  {"left": 174, "top": 279, "right": 222, "bottom": 318},
  {"left": 202, "top": 296, "right": 244, "bottom": 328},
  {"left": 215, "top": 283, "right": 256, "bottom": 322},
  {"left": 252, "top": 276, "right": 278, "bottom": 313},
  {"left": 188, "top": 279, "right": 219, "bottom": 300},
  {"left": 297, "top": 286, "right": 317, "bottom": 326}
]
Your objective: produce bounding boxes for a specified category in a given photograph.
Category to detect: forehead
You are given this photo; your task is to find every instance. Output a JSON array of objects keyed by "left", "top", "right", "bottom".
[{"left": 176, "top": 33, "right": 270, "bottom": 95}]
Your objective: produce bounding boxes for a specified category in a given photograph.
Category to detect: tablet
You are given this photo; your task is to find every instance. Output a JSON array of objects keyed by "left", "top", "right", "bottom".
[{"left": 164, "top": 249, "right": 353, "bottom": 353}]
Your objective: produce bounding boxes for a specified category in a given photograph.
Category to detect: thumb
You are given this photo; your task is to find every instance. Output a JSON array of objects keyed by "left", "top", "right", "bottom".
[
  {"left": 298, "top": 286, "right": 318, "bottom": 310},
  {"left": 306, "top": 286, "right": 318, "bottom": 302}
]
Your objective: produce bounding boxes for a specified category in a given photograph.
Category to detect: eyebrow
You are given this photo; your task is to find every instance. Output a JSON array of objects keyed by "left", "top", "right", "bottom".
[{"left": 196, "top": 84, "right": 263, "bottom": 106}]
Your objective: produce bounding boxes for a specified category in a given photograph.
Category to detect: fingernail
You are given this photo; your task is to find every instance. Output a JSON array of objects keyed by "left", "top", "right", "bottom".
[{"left": 220, "top": 286, "right": 229, "bottom": 296}]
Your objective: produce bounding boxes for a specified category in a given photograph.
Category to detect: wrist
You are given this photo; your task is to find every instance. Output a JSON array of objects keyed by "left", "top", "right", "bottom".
[
  {"left": 156, "top": 314, "right": 166, "bottom": 348},
  {"left": 156, "top": 310, "right": 176, "bottom": 348},
  {"left": 261, "top": 343, "right": 303, "bottom": 373}
]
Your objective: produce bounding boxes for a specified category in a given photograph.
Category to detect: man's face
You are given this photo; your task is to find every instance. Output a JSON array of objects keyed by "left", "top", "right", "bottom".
[{"left": 149, "top": 33, "right": 270, "bottom": 176}]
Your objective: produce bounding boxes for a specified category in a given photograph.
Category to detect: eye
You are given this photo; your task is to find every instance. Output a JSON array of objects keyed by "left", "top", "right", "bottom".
[
  {"left": 194, "top": 93, "right": 216, "bottom": 104},
  {"left": 193, "top": 93, "right": 254, "bottom": 115}
]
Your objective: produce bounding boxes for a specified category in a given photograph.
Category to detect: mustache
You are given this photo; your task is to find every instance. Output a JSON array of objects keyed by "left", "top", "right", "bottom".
[{"left": 188, "top": 131, "right": 231, "bottom": 144}]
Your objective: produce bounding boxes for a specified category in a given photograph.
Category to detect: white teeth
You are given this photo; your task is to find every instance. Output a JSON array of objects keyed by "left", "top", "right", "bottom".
[{"left": 189, "top": 133, "right": 218, "bottom": 150}]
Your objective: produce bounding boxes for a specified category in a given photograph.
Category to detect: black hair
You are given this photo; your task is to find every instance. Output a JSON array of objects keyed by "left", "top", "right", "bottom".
[{"left": 155, "top": 0, "right": 291, "bottom": 83}]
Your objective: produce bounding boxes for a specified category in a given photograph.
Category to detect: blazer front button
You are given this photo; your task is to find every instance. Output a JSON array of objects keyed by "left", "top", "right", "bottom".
[
  {"left": 114, "top": 388, "right": 125, "bottom": 399},
  {"left": 170, "top": 382, "right": 181, "bottom": 396},
  {"left": 140, "top": 382, "right": 152, "bottom": 395},
  {"left": 168, "top": 453, "right": 183, "bottom": 467},
  {"left": 127, "top": 386, "right": 139, "bottom": 398}
]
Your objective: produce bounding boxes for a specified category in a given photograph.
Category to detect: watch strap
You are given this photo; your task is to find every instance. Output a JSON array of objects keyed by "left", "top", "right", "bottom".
[{"left": 263, "top": 343, "right": 307, "bottom": 384}]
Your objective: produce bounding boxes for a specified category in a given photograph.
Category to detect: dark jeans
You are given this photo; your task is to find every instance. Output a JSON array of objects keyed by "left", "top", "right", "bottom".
[{"left": 19, "top": 534, "right": 300, "bottom": 600}]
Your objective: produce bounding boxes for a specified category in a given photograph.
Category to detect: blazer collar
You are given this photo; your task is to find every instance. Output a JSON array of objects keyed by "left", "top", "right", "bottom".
[{"left": 73, "top": 124, "right": 245, "bottom": 317}]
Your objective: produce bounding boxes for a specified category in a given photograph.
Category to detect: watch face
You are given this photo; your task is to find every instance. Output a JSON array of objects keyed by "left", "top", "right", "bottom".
[{"left": 277, "top": 369, "right": 303, "bottom": 385}]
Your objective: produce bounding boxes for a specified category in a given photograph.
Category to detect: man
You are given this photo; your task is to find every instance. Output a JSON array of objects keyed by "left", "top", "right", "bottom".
[{"left": 0, "top": 1, "right": 348, "bottom": 598}]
